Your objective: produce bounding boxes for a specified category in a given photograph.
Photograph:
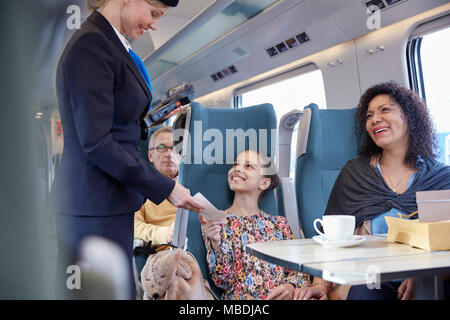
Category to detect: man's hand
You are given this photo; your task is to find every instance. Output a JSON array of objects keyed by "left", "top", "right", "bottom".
[{"left": 398, "top": 278, "right": 415, "bottom": 300}]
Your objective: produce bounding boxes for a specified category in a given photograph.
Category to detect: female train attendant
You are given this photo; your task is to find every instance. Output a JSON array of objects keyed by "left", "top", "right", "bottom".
[{"left": 53, "top": 0, "right": 204, "bottom": 298}]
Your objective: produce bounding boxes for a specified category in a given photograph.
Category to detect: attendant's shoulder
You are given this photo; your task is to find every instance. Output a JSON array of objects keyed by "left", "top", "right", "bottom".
[
  {"left": 60, "top": 21, "right": 114, "bottom": 63},
  {"left": 68, "top": 29, "right": 113, "bottom": 55},
  {"left": 58, "top": 30, "right": 116, "bottom": 80}
]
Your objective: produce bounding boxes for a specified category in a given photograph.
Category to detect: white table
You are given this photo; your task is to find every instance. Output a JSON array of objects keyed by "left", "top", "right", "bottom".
[{"left": 245, "top": 235, "right": 450, "bottom": 300}]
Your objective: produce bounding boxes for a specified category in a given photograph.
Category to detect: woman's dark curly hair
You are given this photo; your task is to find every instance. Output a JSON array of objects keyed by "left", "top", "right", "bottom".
[{"left": 356, "top": 81, "right": 438, "bottom": 167}]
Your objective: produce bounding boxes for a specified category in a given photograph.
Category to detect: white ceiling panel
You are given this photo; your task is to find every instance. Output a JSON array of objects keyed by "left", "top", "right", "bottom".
[
  {"left": 148, "top": 0, "right": 449, "bottom": 99},
  {"left": 147, "top": 0, "right": 215, "bottom": 50},
  {"left": 169, "top": 0, "right": 216, "bottom": 19}
]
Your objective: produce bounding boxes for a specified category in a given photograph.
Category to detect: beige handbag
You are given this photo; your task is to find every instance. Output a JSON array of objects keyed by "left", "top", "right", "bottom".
[
  {"left": 141, "top": 248, "right": 216, "bottom": 300},
  {"left": 386, "top": 211, "right": 450, "bottom": 251}
]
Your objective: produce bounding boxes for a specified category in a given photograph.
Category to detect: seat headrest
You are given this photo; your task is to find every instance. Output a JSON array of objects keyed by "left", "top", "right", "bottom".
[{"left": 172, "top": 106, "right": 192, "bottom": 156}]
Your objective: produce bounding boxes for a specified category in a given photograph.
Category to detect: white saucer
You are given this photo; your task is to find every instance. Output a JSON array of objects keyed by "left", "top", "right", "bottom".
[{"left": 312, "top": 235, "right": 366, "bottom": 248}]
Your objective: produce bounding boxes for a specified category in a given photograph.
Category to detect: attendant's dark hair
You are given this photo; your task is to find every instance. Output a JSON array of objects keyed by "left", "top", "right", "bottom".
[{"left": 356, "top": 81, "right": 437, "bottom": 167}]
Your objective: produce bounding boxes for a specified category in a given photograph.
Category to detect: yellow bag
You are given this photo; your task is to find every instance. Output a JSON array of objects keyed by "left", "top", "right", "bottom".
[{"left": 385, "top": 213, "right": 450, "bottom": 251}]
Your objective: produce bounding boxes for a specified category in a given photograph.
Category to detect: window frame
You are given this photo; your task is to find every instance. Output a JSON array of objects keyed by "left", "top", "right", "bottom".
[
  {"left": 407, "top": 15, "right": 450, "bottom": 164},
  {"left": 407, "top": 14, "right": 450, "bottom": 100},
  {"left": 406, "top": 37, "right": 426, "bottom": 100},
  {"left": 233, "top": 63, "right": 320, "bottom": 108}
]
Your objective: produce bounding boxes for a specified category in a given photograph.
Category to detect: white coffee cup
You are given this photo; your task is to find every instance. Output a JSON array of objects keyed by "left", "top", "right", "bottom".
[{"left": 313, "top": 215, "right": 355, "bottom": 241}]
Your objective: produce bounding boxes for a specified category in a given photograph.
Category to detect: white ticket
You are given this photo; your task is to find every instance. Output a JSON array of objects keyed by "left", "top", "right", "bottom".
[{"left": 193, "top": 192, "right": 229, "bottom": 221}]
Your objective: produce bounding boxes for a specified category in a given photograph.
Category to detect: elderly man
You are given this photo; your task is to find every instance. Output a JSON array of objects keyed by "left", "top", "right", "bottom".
[{"left": 134, "top": 126, "right": 180, "bottom": 250}]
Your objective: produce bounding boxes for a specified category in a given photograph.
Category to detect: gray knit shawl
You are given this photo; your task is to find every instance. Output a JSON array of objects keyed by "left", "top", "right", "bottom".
[{"left": 325, "top": 157, "right": 450, "bottom": 227}]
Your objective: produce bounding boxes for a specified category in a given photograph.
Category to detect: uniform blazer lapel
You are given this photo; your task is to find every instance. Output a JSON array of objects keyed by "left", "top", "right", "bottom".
[{"left": 87, "top": 10, "right": 152, "bottom": 104}]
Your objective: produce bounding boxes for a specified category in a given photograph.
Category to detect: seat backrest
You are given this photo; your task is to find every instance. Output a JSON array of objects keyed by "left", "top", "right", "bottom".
[
  {"left": 174, "top": 102, "right": 278, "bottom": 298},
  {"left": 295, "top": 104, "right": 358, "bottom": 238},
  {"left": 139, "top": 126, "right": 163, "bottom": 162}
]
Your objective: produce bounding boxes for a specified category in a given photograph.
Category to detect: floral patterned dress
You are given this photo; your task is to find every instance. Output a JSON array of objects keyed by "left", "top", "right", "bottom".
[{"left": 202, "top": 211, "right": 310, "bottom": 300}]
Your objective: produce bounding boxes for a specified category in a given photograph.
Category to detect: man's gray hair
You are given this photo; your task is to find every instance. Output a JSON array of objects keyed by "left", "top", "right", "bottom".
[{"left": 149, "top": 126, "right": 173, "bottom": 149}]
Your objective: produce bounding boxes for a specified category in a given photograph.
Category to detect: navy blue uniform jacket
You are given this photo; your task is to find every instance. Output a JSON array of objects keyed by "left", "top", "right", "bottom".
[{"left": 53, "top": 10, "right": 175, "bottom": 216}]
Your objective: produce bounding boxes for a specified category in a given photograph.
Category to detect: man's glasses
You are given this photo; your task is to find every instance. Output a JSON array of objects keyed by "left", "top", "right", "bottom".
[{"left": 149, "top": 144, "right": 176, "bottom": 153}]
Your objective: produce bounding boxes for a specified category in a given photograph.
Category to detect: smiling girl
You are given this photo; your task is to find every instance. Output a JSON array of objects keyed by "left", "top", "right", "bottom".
[{"left": 200, "top": 150, "right": 310, "bottom": 300}]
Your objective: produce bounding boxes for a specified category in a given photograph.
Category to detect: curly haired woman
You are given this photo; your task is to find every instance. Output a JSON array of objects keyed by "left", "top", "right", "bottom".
[{"left": 295, "top": 81, "right": 450, "bottom": 301}]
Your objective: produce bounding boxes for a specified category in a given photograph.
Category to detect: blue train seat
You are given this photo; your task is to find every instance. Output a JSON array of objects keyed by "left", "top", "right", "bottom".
[
  {"left": 173, "top": 102, "right": 279, "bottom": 298},
  {"left": 295, "top": 104, "right": 358, "bottom": 238}
]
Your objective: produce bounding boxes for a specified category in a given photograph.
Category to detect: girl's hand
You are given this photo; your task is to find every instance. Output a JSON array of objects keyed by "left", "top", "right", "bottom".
[
  {"left": 200, "top": 217, "right": 226, "bottom": 250},
  {"left": 266, "top": 283, "right": 295, "bottom": 300},
  {"left": 293, "top": 285, "right": 328, "bottom": 300}
]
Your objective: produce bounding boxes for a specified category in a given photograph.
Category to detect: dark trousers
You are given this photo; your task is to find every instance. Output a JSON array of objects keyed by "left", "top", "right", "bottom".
[
  {"left": 348, "top": 281, "right": 401, "bottom": 300},
  {"left": 55, "top": 213, "right": 135, "bottom": 299},
  {"left": 348, "top": 281, "right": 450, "bottom": 300}
]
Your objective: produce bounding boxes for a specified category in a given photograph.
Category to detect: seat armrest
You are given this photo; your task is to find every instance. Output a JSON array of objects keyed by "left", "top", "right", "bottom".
[
  {"left": 173, "top": 208, "right": 189, "bottom": 249},
  {"left": 133, "top": 239, "right": 144, "bottom": 249},
  {"left": 279, "top": 177, "right": 305, "bottom": 239}
]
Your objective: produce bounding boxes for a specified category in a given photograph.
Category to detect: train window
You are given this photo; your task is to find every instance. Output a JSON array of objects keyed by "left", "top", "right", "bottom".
[
  {"left": 410, "top": 26, "right": 450, "bottom": 164},
  {"left": 237, "top": 68, "right": 326, "bottom": 122},
  {"left": 236, "top": 66, "right": 326, "bottom": 178}
]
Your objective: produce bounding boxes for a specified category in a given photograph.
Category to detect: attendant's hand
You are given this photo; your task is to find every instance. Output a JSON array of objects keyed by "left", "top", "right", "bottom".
[
  {"left": 266, "top": 283, "right": 295, "bottom": 300},
  {"left": 398, "top": 278, "right": 415, "bottom": 300},
  {"left": 200, "top": 217, "right": 226, "bottom": 251},
  {"left": 293, "top": 285, "right": 328, "bottom": 300},
  {"left": 167, "top": 182, "right": 205, "bottom": 213}
]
